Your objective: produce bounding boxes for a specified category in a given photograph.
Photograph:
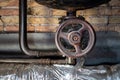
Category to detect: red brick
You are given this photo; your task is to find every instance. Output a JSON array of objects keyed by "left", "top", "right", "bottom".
[
  {"left": 109, "top": 0, "right": 120, "bottom": 7},
  {"left": 0, "top": 0, "right": 18, "bottom": 7},
  {"left": 0, "top": 20, "right": 2, "bottom": 25},
  {"left": 0, "top": 25, "right": 3, "bottom": 32},
  {"left": 0, "top": 0, "right": 120, "bottom": 33},
  {"left": 92, "top": 24, "right": 120, "bottom": 32},
  {"left": 28, "top": 0, "right": 43, "bottom": 7},
  {"left": 28, "top": 17, "right": 59, "bottom": 24},
  {"left": 109, "top": 16, "right": 120, "bottom": 24},
  {"left": 112, "top": 7, "right": 120, "bottom": 15},
  {"left": 115, "top": 24, "right": 120, "bottom": 32},
  {"left": 4, "top": 25, "right": 18, "bottom": 32},
  {"left": 0, "top": 9, "right": 18, "bottom": 16},
  {"left": 35, "top": 26, "right": 58, "bottom": 32},
  {"left": 85, "top": 16, "right": 108, "bottom": 24},
  {"left": 99, "top": 7, "right": 112, "bottom": 16},
  {"left": 28, "top": 7, "right": 50, "bottom": 16},
  {"left": 2, "top": 16, "right": 19, "bottom": 25},
  {"left": 93, "top": 25, "right": 106, "bottom": 31},
  {"left": 52, "top": 9, "right": 66, "bottom": 16},
  {"left": 27, "top": 25, "right": 35, "bottom": 32},
  {"left": 77, "top": 10, "right": 84, "bottom": 16},
  {"left": 4, "top": 25, "right": 35, "bottom": 32},
  {"left": 84, "top": 8, "right": 99, "bottom": 16}
]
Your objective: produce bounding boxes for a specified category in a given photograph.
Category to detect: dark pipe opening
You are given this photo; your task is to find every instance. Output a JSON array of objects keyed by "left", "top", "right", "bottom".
[{"left": 67, "top": 10, "right": 76, "bottom": 16}]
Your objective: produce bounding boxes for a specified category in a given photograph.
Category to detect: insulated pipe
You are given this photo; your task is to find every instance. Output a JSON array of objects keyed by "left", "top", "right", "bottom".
[{"left": 19, "top": 0, "right": 58, "bottom": 57}]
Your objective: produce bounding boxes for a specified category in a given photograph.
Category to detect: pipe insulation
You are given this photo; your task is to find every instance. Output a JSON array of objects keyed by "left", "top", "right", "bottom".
[{"left": 0, "top": 31, "right": 120, "bottom": 65}]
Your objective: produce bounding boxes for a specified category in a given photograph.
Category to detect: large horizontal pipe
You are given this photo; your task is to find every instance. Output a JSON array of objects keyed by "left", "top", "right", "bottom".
[
  {"left": 0, "top": 33, "right": 57, "bottom": 52},
  {"left": 0, "top": 33, "right": 59, "bottom": 57},
  {"left": 0, "top": 32, "right": 120, "bottom": 51},
  {"left": 0, "top": 31, "right": 120, "bottom": 65}
]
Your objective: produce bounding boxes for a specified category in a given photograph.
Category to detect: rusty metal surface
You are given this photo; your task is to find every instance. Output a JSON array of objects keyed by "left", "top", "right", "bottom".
[
  {"left": 55, "top": 19, "right": 95, "bottom": 58},
  {"left": 0, "top": 59, "right": 75, "bottom": 65},
  {"left": 35, "top": 0, "right": 110, "bottom": 10}
]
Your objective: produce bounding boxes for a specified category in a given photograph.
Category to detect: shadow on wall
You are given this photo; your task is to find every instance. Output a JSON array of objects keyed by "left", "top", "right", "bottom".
[{"left": 85, "top": 31, "right": 120, "bottom": 65}]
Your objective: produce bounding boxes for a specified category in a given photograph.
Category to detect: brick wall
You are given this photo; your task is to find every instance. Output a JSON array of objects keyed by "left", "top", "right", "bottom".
[{"left": 0, "top": 0, "right": 120, "bottom": 33}]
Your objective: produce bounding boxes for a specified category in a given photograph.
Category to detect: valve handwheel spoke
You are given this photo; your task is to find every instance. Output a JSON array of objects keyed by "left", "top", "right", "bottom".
[
  {"left": 74, "top": 44, "right": 82, "bottom": 54},
  {"left": 78, "top": 25, "right": 87, "bottom": 33},
  {"left": 59, "top": 32, "right": 68, "bottom": 40},
  {"left": 55, "top": 19, "right": 95, "bottom": 58}
]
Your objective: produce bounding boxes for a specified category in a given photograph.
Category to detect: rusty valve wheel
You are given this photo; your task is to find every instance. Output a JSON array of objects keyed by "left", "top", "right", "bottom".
[{"left": 55, "top": 19, "right": 95, "bottom": 58}]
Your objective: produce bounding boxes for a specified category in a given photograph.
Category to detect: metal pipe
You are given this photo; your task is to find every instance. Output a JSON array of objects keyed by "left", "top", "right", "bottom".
[
  {"left": 19, "top": 0, "right": 58, "bottom": 57},
  {"left": 67, "top": 10, "right": 76, "bottom": 16},
  {"left": 0, "top": 59, "right": 75, "bottom": 65},
  {"left": 0, "top": 32, "right": 120, "bottom": 54}
]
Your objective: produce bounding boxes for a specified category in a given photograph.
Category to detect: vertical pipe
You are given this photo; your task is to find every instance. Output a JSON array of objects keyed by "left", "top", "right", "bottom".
[
  {"left": 19, "top": 0, "right": 31, "bottom": 55},
  {"left": 19, "top": 0, "right": 60, "bottom": 57},
  {"left": 67, "top": 10, "right": 76, "bottom": 17},
  {"left": 19, "top": 0, "right": 39, "bottom": 56}
]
